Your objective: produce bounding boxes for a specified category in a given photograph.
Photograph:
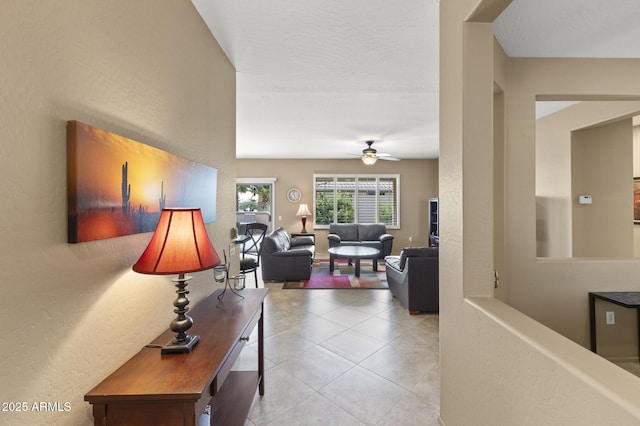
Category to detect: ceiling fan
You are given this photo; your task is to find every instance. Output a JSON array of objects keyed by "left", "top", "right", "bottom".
[{"left": 356, "top": 140, "right": 400, "bottom": 165}]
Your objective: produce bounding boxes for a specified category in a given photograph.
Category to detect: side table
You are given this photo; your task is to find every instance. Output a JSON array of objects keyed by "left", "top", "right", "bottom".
[
  {"left": 85, "top": 288, "right": 268, "bottom": 426},
  {"left": 589, "top": 291, "right": 640, "bottom": 355}
]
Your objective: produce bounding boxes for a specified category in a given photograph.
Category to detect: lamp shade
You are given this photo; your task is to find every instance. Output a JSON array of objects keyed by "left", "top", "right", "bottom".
[
  {"left": 133, "top": 208, "right": 221, "bottom": 275},
  {"left": 296, "top": 203, "right": 312, "bottom": 216}
]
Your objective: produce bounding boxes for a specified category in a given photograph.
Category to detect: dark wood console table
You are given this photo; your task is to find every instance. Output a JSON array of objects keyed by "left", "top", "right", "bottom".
[
  {"left": 85, "top": 288, "right": 268, "bottom": 426},
  {"left": 589, "top": 291, "right": 640, "bottom": 355}
]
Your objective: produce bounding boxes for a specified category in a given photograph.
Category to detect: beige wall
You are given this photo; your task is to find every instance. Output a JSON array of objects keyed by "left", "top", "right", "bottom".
[
  {"left": 572, "top": 119, "right": 633, "bottom": 257},
  {"left": 507, "top": 58, "right": 640, "bottom": 346},
  {"left": 440, "top": 0, "right": 640, "bottom": 424},
  {"left": 0, "top": 2, "right": 236, "bottom": 425},
  {"left": 502, "top": 57, "right": 640, "bottom": 420},
  {"left": 237, "top": 159, "right": 438, "bottom": 253},
  {"left": 536, "top": 101, "right": 640, "bottom": 257},
  {"left": 493, "top": 37, "right": 508, "bottom": 303},
  {"left": 535, "top": 104, "right": 574, "bottom": 257}
]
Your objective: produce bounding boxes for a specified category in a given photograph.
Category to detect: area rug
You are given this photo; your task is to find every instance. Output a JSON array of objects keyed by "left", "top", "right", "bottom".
[{"left": 282, "top": 259, "right": 388, "bottom": 289}]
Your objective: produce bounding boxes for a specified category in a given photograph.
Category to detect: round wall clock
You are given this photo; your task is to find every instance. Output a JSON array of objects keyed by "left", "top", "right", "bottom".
[{"left": 286, "top": 187, "right": 302, "bottom": 203}]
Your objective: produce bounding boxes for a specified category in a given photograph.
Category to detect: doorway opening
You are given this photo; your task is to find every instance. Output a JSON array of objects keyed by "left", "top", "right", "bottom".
[{"left": 236, "top": 178, "right": 276, "bottom": 233}]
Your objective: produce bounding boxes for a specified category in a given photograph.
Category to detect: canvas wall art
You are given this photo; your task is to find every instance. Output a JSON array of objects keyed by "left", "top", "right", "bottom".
[{"left": 67, "top": 120, "right": 217, "bottom": 243}]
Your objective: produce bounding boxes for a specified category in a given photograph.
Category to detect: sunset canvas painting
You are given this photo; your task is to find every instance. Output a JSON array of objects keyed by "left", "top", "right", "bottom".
[{"left": 67, "top": 121, "right": 217, "bottom": 243}]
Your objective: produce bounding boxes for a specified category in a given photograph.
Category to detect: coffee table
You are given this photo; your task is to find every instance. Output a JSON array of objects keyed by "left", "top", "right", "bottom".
[{"left": 328, "top": 246, "right": 380, "bottom": 277}]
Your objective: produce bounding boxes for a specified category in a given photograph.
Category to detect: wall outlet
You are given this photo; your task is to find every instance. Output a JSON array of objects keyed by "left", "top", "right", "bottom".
[
  {"left": 409, "top": 236, "right": 413, "bottom": 246},
  {"left": 606, "top": 311, "right": 615, "bottom": 325}
]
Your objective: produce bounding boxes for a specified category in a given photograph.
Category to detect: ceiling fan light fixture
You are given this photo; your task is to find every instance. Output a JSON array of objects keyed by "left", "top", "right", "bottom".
[
  {"left": 362, "top": 153, "right": 377, "bottom": 165},
  {"left": 361, "top": 140, "right": 378, "bottom": 165}
]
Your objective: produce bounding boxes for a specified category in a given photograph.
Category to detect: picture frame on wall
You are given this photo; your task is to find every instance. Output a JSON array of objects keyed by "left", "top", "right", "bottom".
[{"left": 67, "top": 120, "right": 217, "bottom": 243}]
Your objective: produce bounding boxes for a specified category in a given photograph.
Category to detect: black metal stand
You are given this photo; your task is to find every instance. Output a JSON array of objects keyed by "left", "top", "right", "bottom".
[
  {"left": 216, "top": 250, "right": 245, "bottom": 304},
  {"left": 218, "top": 273, "right": 245, "bottom": 301}
]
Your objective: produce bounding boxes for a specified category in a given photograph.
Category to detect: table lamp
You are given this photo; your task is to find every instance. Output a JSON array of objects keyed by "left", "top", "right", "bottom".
[
  {"left": 296, "top": 203, "right": 312, "bottom": 233},
  {"left": 133, "top": 208, "right": 221, "bottom": 354}
]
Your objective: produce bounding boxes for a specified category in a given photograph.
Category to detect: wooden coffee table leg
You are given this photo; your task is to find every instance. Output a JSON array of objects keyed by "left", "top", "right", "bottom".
[{"left": 355, "top": 258, "right": 361, "bottom": 277}]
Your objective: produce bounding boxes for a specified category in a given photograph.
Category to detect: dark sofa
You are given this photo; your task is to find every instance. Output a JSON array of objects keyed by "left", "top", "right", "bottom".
[
  {"left": 385, "top": 247, "right": 439, "bottom": 314},
  {"left": 260, "top": 227, "right": 315, "bottom": 282},
  {"left": 327, "top": 223, "right": 394, "bottom": 267}
]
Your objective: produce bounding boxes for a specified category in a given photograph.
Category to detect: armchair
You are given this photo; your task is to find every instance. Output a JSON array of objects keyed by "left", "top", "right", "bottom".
[{"left": 385, "top": 247, "right": 439, "bottom": 314}]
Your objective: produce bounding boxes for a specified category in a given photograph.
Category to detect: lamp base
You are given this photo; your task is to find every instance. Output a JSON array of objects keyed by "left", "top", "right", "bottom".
[{"left": 161, "top": 334, "right": 200, "bottom": 354}]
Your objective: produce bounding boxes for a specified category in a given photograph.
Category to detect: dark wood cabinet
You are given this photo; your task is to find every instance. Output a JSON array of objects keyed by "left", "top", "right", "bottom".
[{"left": 85, "top": 288, "right": 268, "bottom": 426}]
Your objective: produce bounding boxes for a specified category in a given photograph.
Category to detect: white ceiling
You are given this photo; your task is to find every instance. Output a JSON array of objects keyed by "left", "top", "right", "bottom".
[
  {"left": 192, "top": 0, "right": 640, "bottom": 160},
  {"left": 493, "top": 0, "right": 640, "bottom": 58}
]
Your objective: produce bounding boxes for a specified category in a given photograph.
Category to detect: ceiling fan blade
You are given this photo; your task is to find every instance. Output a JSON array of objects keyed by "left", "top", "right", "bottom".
[{"left": 378, "top": 156, "right": 400, "bottom": 161}]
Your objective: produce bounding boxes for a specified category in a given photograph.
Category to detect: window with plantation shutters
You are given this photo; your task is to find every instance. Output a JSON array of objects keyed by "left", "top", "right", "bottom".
[
  {"left": 336, "top": 177, "right": 355, "bottom": 223},
  {"left": 314, "top": 176, "right": 335, "bottom": 226},
  {"left": 357, "top": 177, "right": 376, "bottom": 223},
  {"left": 378, "top": 176, "right": 398, "bottom": 225},
  {"left": 313, "top": 174, "right": 400, "bottom": 229}
]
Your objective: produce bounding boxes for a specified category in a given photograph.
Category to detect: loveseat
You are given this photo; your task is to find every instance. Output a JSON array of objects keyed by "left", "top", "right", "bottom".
[
  {"left": 385, "top": 247, "right": 439, "bottom": 314},
  {"left": 260, "top": 227, "right": 315, "bottom": 282},
  {"left": 327, "top": 223, "right": 394, "bottom": 267}
]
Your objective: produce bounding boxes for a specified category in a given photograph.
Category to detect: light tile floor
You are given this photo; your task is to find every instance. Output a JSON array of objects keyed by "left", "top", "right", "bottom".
[{"left": 232, "top": 266, "right": 441, "bottom": 425}]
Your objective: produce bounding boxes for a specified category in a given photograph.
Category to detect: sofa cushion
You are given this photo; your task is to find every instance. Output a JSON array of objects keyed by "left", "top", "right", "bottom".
[
  {"left": 361, "top": 240, "right": 383, "bottom": 251},
  {"left": 403, "top": 247, "right": 438, "bottom": 257},
  {"left": 288, "top": 245, "right": 315, "bottom": 256},
  {"left": 399, "top": 247, "right": 438, "bottom": 270},
  {"left": 262, "top": 228, "right": 291, "bottom": 255},
  {"left": 358, "top": 224, "right": 386, "bottom": 241},
  {"left": 329, "top": 223, "right": 358, "bottom": 241},
  {"left": 291, "top": 236, "right": 314, "bottom": 247},
  {"left": 385, "top": 255, "right": 402, "bottom": 271},
  {"left": 261, "top": 237, "right": 280, "bottom": 255}
]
